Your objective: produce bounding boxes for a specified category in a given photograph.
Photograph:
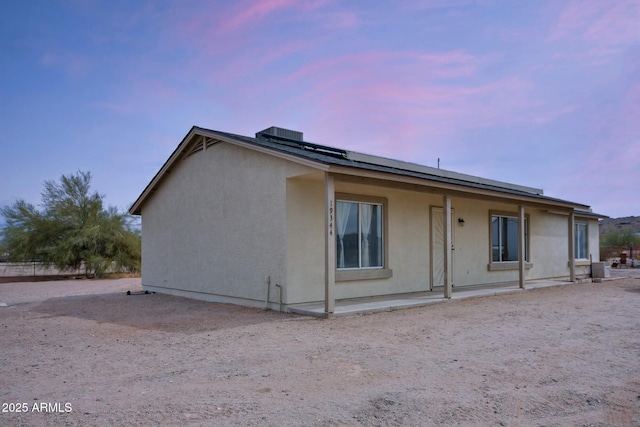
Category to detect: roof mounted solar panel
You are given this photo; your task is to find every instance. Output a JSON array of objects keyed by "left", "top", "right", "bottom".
[{"left": 256, "top": 126, "right": 347, "bottom": 158}]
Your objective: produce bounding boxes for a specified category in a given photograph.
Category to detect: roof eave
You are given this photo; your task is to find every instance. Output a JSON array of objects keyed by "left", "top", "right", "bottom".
[
  {"left": 575, "top": 210, "right": 609, "bottom": 219},
  {"left": 130, "top": 126, "right": 596, "bottom": 215},
  {"left": 129, "top": 126, "right": 200, "bottom": 215},
  {"left": 129, "top": 127, "right": 328, "bottom": 215},
  {"left": 326, "top": 165, "right": 592, "bottom": 211}
]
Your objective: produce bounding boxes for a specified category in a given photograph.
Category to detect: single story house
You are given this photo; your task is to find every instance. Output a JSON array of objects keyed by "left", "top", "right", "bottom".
[{"left": 129, "top": 126, "right": 605, "bottom": 314}]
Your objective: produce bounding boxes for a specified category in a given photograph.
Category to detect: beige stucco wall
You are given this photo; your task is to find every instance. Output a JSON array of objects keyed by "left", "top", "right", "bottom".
[
  {"left": 525, "top": 212, "right": 600, "bottom": 279},
  {"left": 444, "top": 202, "right": 601, "bottom": 285},
  {"left": 333, "top": 181, "right": 435, "bottom": 300},
  {"left": 529, "top": 210, "right": 572, "bottom": 279},
  {"left": 577, "top": 216, "right": 601, "bottom": 276},
  {"left": 284, "top": 181, "right": 596, "bottom": 306},
  {"left": 448, "top": 199, "right": 515, "bottom": 285},
  {"left": 286, "top": 179, "right": 440, "bottom": 303},
  {"left": 587, "top": 218, "right": 601, "bottom": 262},
  {"left": 449, "top": 204, "right": 601, "bottom": 284},
  {"left": 141, "top": 145, "right": 600, "bottom": 308},
  {"left": 285, "top": 174, "right": 325, "bottom": 304},
  {"left": 140, "top": 141, "right": 314, "bottom": 306},
  {"left": 449, "top": 199, "right": 534, "bottom": 286}
]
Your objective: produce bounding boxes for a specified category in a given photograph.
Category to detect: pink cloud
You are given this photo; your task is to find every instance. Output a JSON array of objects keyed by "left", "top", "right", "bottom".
[
  {"left": 282, "top": 51, "right": 536, "bottom": 143},
  {"left": 551, "top": 134, "right": 640, "bottom": 216},
  {"left": 623, "top": 82, "right": 640, "bottom": 121},
  {"left": 287, "top": 50, "right": 480, "bottom": 84},
  {"left": 325, "top": 11, "right": 359, "bottom": 29},
  {"left": 287, "top": 66, "right": 539, "bottom": 162},
  {"left": 218, "top": 0, "right": 297, "bottom": 33},
  {"left": 551, "top": 0, "right": 640, "bottom": 54},
  {"left": 173, "top": 0, "right": 331, "bottom": 56},
  {"left": 531, "top": 106, "right": 578, "bottom": 124},
  {"left": 398, "top": 0, "right": 487, "bottom": 12},
  {"left": 213, "top": 38, "right": 315, "bottom": 82},
  {"left": 545, "top": 71, "right": 640, "bottom": 216}
]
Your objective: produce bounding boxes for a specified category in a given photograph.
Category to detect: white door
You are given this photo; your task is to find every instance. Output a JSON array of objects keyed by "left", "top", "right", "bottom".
[{"left": 430, "top": 207, "right": 454, "bottom": 289}]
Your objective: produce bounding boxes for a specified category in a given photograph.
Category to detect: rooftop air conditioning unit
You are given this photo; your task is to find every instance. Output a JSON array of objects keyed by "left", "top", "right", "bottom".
[{"left": 257, "top": 126, "right": 303, "bottom": 141}]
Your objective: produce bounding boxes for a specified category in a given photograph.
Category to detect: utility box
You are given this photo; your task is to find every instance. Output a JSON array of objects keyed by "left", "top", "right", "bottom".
[{"left": 592, "top": 262, "right": 610, "bottom": 278}]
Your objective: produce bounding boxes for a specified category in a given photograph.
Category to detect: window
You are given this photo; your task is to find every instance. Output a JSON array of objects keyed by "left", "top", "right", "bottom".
[
  {"left": 491, "top": 214, "right": 528, "bottom": 262},
  {"left": 575, "top": 223, "right": 588, "bottom": 259},
  {"left": 336, "top": 200, "right": 383, "bottom": 269}
]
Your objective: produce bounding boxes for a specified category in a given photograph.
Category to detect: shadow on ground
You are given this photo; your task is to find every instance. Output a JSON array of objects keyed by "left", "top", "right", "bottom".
[{"left": 32, "top": 291, "right": 301, "bottom": 333}]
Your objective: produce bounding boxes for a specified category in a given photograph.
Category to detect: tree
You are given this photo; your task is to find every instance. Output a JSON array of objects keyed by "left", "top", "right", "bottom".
[
  {"left": 600, "top": 229, "right": 640, "bottom": 260},
  {"left": 0, "top": 171, "right": 141, "bottom": 277},
  {"left": 600, "top": 229, "right": 640, "bottom": 247}
]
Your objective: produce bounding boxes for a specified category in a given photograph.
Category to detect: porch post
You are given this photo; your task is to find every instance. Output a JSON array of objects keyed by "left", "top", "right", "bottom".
[
  {"left": 518, "top": 204, "right": 526, "bottom": 289},
  {"left": 324, "top": 172, "right": 336, "bottom": 313},
  {"left": 443, "top": 195, "right": 452, "bottom": 299},
  {"left": 568, "top": 210, "right": 576, "bottom": 282}
]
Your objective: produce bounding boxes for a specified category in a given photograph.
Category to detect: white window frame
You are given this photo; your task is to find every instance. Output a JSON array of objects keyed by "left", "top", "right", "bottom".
[
  {"left": 336, "top": 200, "right": 383, "bottom": 269},
  {"left": 490, "top": 212, "right": 529, "bottom": 264},
  {"left": 575, "top": 222, "right": 588, "bottom": 260},
  {"left": 334, "top": 193, "right": 392, "bottom": 282}
]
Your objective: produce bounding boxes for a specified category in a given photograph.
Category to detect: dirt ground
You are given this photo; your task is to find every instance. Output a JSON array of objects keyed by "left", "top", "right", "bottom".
[{"left": 1, "top": 274, "right": 640, "bottom": 427}]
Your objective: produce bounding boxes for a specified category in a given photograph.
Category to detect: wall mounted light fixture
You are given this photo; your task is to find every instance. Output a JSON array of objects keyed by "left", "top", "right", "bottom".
[{"left": 458, "top": 218, "right": 465, "bottom": 226}]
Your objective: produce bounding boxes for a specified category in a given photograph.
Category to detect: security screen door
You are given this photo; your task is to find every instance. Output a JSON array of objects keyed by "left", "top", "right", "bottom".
[{"left": 430, "top": 207, "right": 454, "bottom": 289}]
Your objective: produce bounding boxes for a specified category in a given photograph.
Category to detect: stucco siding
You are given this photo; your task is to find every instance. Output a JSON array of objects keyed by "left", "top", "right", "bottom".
[
  {"left": 456, "top": 206, "right": 578, "bottom": 283},
  {"left": 587, "top": 219, "right": 600, "bottom": 262},
  {"left": 449, "top": 199, "right": 510, "bottom": 286},
  {"left": 284, "top": 179, "right": 437, "bottom": 302},
  {"left": 449, "top": 200, "right": 527, "bottom": 286},
  {"left": 285, "top": 174, "right": 325, "bottom": 304},
  {"left": 134, "top": 127, "right": 602, "bottom": 311},
  {"left": 283, "top": 179, "right": 592, "bottom": 306},
  {"left": 328, "top": 181, "right": 434, "bottom": 300},
  {"left": 141, "top": 142, "right": 313, "bottom": 305},
  {"left": 336, "top": 185, "right": 437, "bottom": 299},
  {"left": 139, "top": 144, "right": 597, "bottom": 308},
  {"left": 573, "top": 217, "right": 601, "bottom": 277},
  {"left": 528, "top": 211, "right": 570, "bottom": 279}
]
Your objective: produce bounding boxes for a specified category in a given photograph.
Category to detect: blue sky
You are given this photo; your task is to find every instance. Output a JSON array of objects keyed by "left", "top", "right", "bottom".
[{"left": 1, "top": 0, "right": 639, "bottom": 218}]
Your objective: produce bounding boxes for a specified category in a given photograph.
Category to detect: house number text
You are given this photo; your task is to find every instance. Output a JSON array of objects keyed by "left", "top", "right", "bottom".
[{"left": 328, "top": 200, "right": 334, "bottom": 236}]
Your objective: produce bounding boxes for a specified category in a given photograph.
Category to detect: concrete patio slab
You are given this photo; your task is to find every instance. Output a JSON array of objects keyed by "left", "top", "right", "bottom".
[{"left": 288, "top": 279, "right": 587, "bottom": 317}]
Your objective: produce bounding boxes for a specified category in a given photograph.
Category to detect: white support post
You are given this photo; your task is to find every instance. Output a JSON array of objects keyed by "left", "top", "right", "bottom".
[
  {"left": 324, "top": 173, "right": 336, "bottom": 314},
  {"left": 518, "top": 205, "right": 526, "bottom": 289},
  {"left": 568, "top": 211, "right": 576, "bottom": 282},
  {"left": 443, "top": 195, "right": 452, "bottom": 299}
]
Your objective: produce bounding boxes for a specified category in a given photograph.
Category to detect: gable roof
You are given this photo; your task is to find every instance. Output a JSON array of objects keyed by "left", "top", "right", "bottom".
[{"left": 129, "top": 125, "right": 603, "bottom": 216}]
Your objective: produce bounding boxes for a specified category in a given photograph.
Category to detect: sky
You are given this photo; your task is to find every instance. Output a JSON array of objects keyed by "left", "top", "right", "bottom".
[{"left": 1, "top": 0, "right": 639, "bottom": 219}]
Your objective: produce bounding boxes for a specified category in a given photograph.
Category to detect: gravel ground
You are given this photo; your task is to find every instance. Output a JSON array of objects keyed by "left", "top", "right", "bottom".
[{"left": 1, "top": 275, "right": 640, "bottom": 426}]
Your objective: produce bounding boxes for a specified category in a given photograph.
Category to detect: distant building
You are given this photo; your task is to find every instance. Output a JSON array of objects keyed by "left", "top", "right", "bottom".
[{"left": 130, "top": 126, "right": 605, "bottom": 313}]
